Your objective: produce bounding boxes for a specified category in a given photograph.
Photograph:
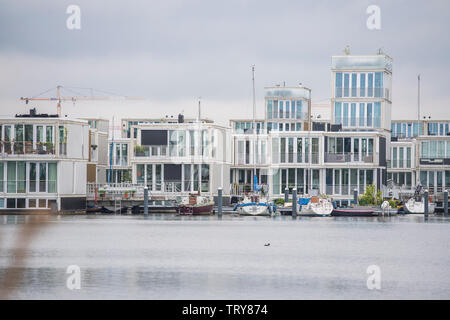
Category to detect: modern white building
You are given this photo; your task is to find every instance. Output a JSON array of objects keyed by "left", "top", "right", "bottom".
[{"left": 0, "top": 109, "right": 89, "bottom": 213}]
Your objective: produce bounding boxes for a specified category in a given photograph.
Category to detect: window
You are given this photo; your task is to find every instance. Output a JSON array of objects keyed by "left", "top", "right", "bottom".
[
  {"left": 366, "top": 103, "right": 373, "bottom": 127},
  {"left": 334, "top": 102, "right": 342, "bottom": 124},
  {"left": 48, "top": 163, "right": 57, "bottom": 193},
  {"left": 335, "top": 73, "right": 342, "bottom": 98},
  {"left": 406, "top": 147, "right": 411, "bottom": 168},
  {"left": 351, "top": 73, "right": 357, "bottom": 97},
  {"left": 399, "top": 147, "right": 404, "bottom": 168},
  {"left": 267, "top": 100, "right": 273, "bottom": 119},
  {"left": 360, "top": 73, "right": 366, "bottom": 97},
  {"left": 39, "top": 163, "right": 46, "bottom": 192},
  {"left": 137, "top": 164, "right": 145, "bottom": 184}
]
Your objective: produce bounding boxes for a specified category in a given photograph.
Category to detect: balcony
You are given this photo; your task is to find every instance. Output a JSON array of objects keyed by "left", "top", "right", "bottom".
[
  {"left": 335, "top": 117, "right": 381, "bottom": 128},
  {"left": 266, "top": 112, "right": 309, "bottom": 121},
  {"left": 324, "top": 152, "right": 374, "bottom": 163},
  {"left": 419, "top": 158, "right": 450, "bottom": 166},
  {"left": 1, "top": 141, "right": 55, "bottom": 156},
  {"left": 335, "top": 87, "right": 390, "bottom": 100}
]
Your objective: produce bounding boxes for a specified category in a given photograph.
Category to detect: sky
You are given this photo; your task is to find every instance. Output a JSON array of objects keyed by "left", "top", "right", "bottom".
[{"left": 0, "top": 0, "right": 449, "bottom": 128}]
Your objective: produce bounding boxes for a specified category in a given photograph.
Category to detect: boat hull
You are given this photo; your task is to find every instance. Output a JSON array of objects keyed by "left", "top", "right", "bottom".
[
  {"left": 239, "top": 204, "right": 271, "bottom": 216},
  {"left": 404, "top": 199, "right": 436, "bottom": 214},
  {"left": 179, "top": 204, "right": 214, "bottom": 215},
  {"left": 331, "top": 208, "right": 377, "bottom": 217}
]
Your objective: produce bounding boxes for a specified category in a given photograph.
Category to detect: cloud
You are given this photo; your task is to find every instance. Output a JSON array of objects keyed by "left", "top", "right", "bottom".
[{"left": 0, "top": 0, "right": 449, "bottom": 122}]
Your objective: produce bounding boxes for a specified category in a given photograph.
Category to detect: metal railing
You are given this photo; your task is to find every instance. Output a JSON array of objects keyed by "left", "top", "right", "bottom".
[
  {"left": 335, "top": 87, "right": 390, "bottom": 100},
  {"left": 334, "top": 117, "right": 382, "bottom": 128},
  {"left": 266, "top": 112, "right": 309, "bottom": 121},
  {"left": 324, "top": 152, "right": 374, "bottom": 163}
]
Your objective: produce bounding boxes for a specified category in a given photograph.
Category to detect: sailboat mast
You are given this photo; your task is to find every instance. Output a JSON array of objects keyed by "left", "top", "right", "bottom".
[{"left": 252, "top": 65, "right": 257, "bottom": 190}]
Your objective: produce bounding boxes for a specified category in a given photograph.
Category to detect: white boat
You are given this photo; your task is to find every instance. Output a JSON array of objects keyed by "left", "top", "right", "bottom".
[
  {"left": 404, "top": 198, "right": 435, "bottom": 214},
  {"left": 235, "top": 194, "right": 273, "bottom": 216},
  {"left": 233, "top": 65, "right": 275, "bottom": 217},
  {"left": 297, "top": 196, "right": 333, "bottom": 216}
]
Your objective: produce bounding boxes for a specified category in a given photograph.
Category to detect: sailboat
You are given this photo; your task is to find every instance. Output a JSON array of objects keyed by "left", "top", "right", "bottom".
[
  {"left": 403, "top": 184, "right": 436, "bottom": 214},
  {"left": 234, "top": 176, "right": 275, "bottom": 216},
  {"left": 233, "top": 66, "right": 275, "bottom": 216}
]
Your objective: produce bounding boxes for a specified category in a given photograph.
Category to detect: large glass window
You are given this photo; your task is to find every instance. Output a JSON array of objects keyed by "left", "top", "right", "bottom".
[
  {"left": 296, "top": 101, "right": 302, "bottom": 119},
  {"left": 39, "top": 163, "right": 47, "bottom": 192},
  {"left": 366, "top": 103, "right": 373, "bottom": 127},
  {"left": 335, "top": 73, "right": 342, "bottom": 98},
  {"left": 137, "top": 164, "right": 145, "bottom": 184},
  {"left": 17, "top": 162, "right": 26, "bottom": 193},
  {"left": 267, "top": 100, "right": 273, "bottom": 119},
  {"left": 7, "top": 161, "right": 16, "bottom": 193},
  {"left": 351, "top": 73, "right": 357, "bottom": 97},
  {"left": 48, "top": 163, "right": 57, "bottom": 193},
  {"left": 360, "top": 73, "right": 366, "bottom": 97},
  {"left": 334, "top": 102, "right": 342, "bottom": 124},
  {"left": 29, "top": 162, "right": 36, "bottom": 192}
]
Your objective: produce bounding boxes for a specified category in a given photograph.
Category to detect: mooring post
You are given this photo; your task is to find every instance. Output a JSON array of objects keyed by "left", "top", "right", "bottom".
[
  {"left": 218, "top": 187, "right": 223, "bottom": 217},
  {"left": 444, "top": 190, "right": 448, "bottom": 217},
  {"left": 284, "top": 187, "right": 289, "bottom": 204},
  {"left": 144, "top": 186, "right": 149, "bottom": 216},
  {"left": 292, "top": 188, "right": 297, "bottom": 217},
  {"left": 353, "top": 188, "right": 358, "bottom": 206},
  {"left": 424, "top": 189, "right": 429, "bottom": 219}
]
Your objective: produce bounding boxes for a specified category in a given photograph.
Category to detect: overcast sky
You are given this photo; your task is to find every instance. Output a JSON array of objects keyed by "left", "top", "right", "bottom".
[{"left": 0, "top": 0, "right": 449, "bottom": 127}]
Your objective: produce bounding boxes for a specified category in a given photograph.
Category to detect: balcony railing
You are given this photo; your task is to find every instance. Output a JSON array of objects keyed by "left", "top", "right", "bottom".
[
  {"left": 266, "top": 112, "right": 309, "bottom": 121},
  {"left": 324, "top": 152, "right": 374, "bottom": 163},
  {"left": 1, "top": 141, "right": 55, "bottom": 156},
  {"left": 272, "top": 152, "right": 320, "bottom": 165},
  {"left": 335, "top": 87, "right": 390, "bottom": 100},
  {"left": 334, "top": 117, "right": 381, "bottom": 128}
]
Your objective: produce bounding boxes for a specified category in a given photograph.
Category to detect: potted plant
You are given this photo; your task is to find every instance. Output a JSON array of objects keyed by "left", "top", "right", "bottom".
[
  {"left": 134, "top": 145, "right": 146, "bottom": 156},
  {"left": 91, "top": 144, "right": 98, "bottom": 150},
  {"left": 44, "top": 142, "right": 54, "bottom": 154},
  {"left": 98, "top": 190, "right": 106, "bottom": 198}
]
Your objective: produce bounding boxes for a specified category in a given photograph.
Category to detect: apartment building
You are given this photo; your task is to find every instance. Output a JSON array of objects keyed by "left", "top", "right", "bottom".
[{"left": 0, "top": 109, "right": 89, "bottom": 213}]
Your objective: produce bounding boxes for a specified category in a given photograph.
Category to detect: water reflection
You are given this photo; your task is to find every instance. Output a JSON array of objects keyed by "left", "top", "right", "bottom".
[{"left": 0, "top": 214, "right": 449, "bottom": 299}]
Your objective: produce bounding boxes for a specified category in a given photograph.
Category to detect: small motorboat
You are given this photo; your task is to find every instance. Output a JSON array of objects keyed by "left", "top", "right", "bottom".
[
  {"left": 178, "top": 193, "right": 214, "bottom": 215},
  {"left": 331, "top": 206, "right": 378, "bottom": 217}
]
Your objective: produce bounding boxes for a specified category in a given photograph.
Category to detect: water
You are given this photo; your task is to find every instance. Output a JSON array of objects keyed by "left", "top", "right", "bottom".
[{"left": 0, "top": 214, "right": 449, "bottom": 299}]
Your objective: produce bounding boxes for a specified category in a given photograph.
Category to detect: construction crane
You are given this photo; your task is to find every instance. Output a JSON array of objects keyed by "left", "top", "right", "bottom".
[{"left": 20, "top": 85, "right": 144, "bottom": 117}]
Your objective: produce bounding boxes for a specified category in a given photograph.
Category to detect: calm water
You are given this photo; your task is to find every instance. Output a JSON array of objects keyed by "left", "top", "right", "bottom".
[{"left": 0, "top": 214, "right": 449, "bottom": 299}]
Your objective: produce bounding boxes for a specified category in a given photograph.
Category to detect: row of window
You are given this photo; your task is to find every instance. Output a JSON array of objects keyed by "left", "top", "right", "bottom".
[
  {"left": 136, "top": 163, "right": 210, "bottom": 192},
  {"left": 266, "top": 100, "right": 306, "bottom": 120},
  {"left": 391, "top": 122, "right": 422, "bottom": 138},
  {"left": 391, "top": 146, "right": 412, "bottom": 168},
  {"left": 426, "top": 122, "right": 450, "bottom": 136},
  {"left": 0, "top": 162, "right": 57, "bottom": 194},
  {"left": 267, "top": 122, "right": 302, "bottom": 132},
  {"left": 421, "top": 140, "right": 450, "bottom": 159},
  {"left": 0, "top": 124, "right": 66, "bottom": 155},
  {"left": 334, "top": 102, "right": 381, "bottom": 128},
  {"left": 109, "top": 142, "right": 128, "bottom": 166},
  {"left": 419, "top": 170, "right": 450, "bottom": 192},
  {"left": 0, "top": 198, "right": 56, "bottom": 209},
  {"left": 335, "top": 72, "right": 384, "bottom": 98}
]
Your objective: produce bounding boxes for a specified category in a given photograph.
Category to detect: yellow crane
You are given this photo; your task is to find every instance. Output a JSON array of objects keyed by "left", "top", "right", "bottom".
[{"left": 20, "top": 85, "right": 144, "bottom": 117}]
